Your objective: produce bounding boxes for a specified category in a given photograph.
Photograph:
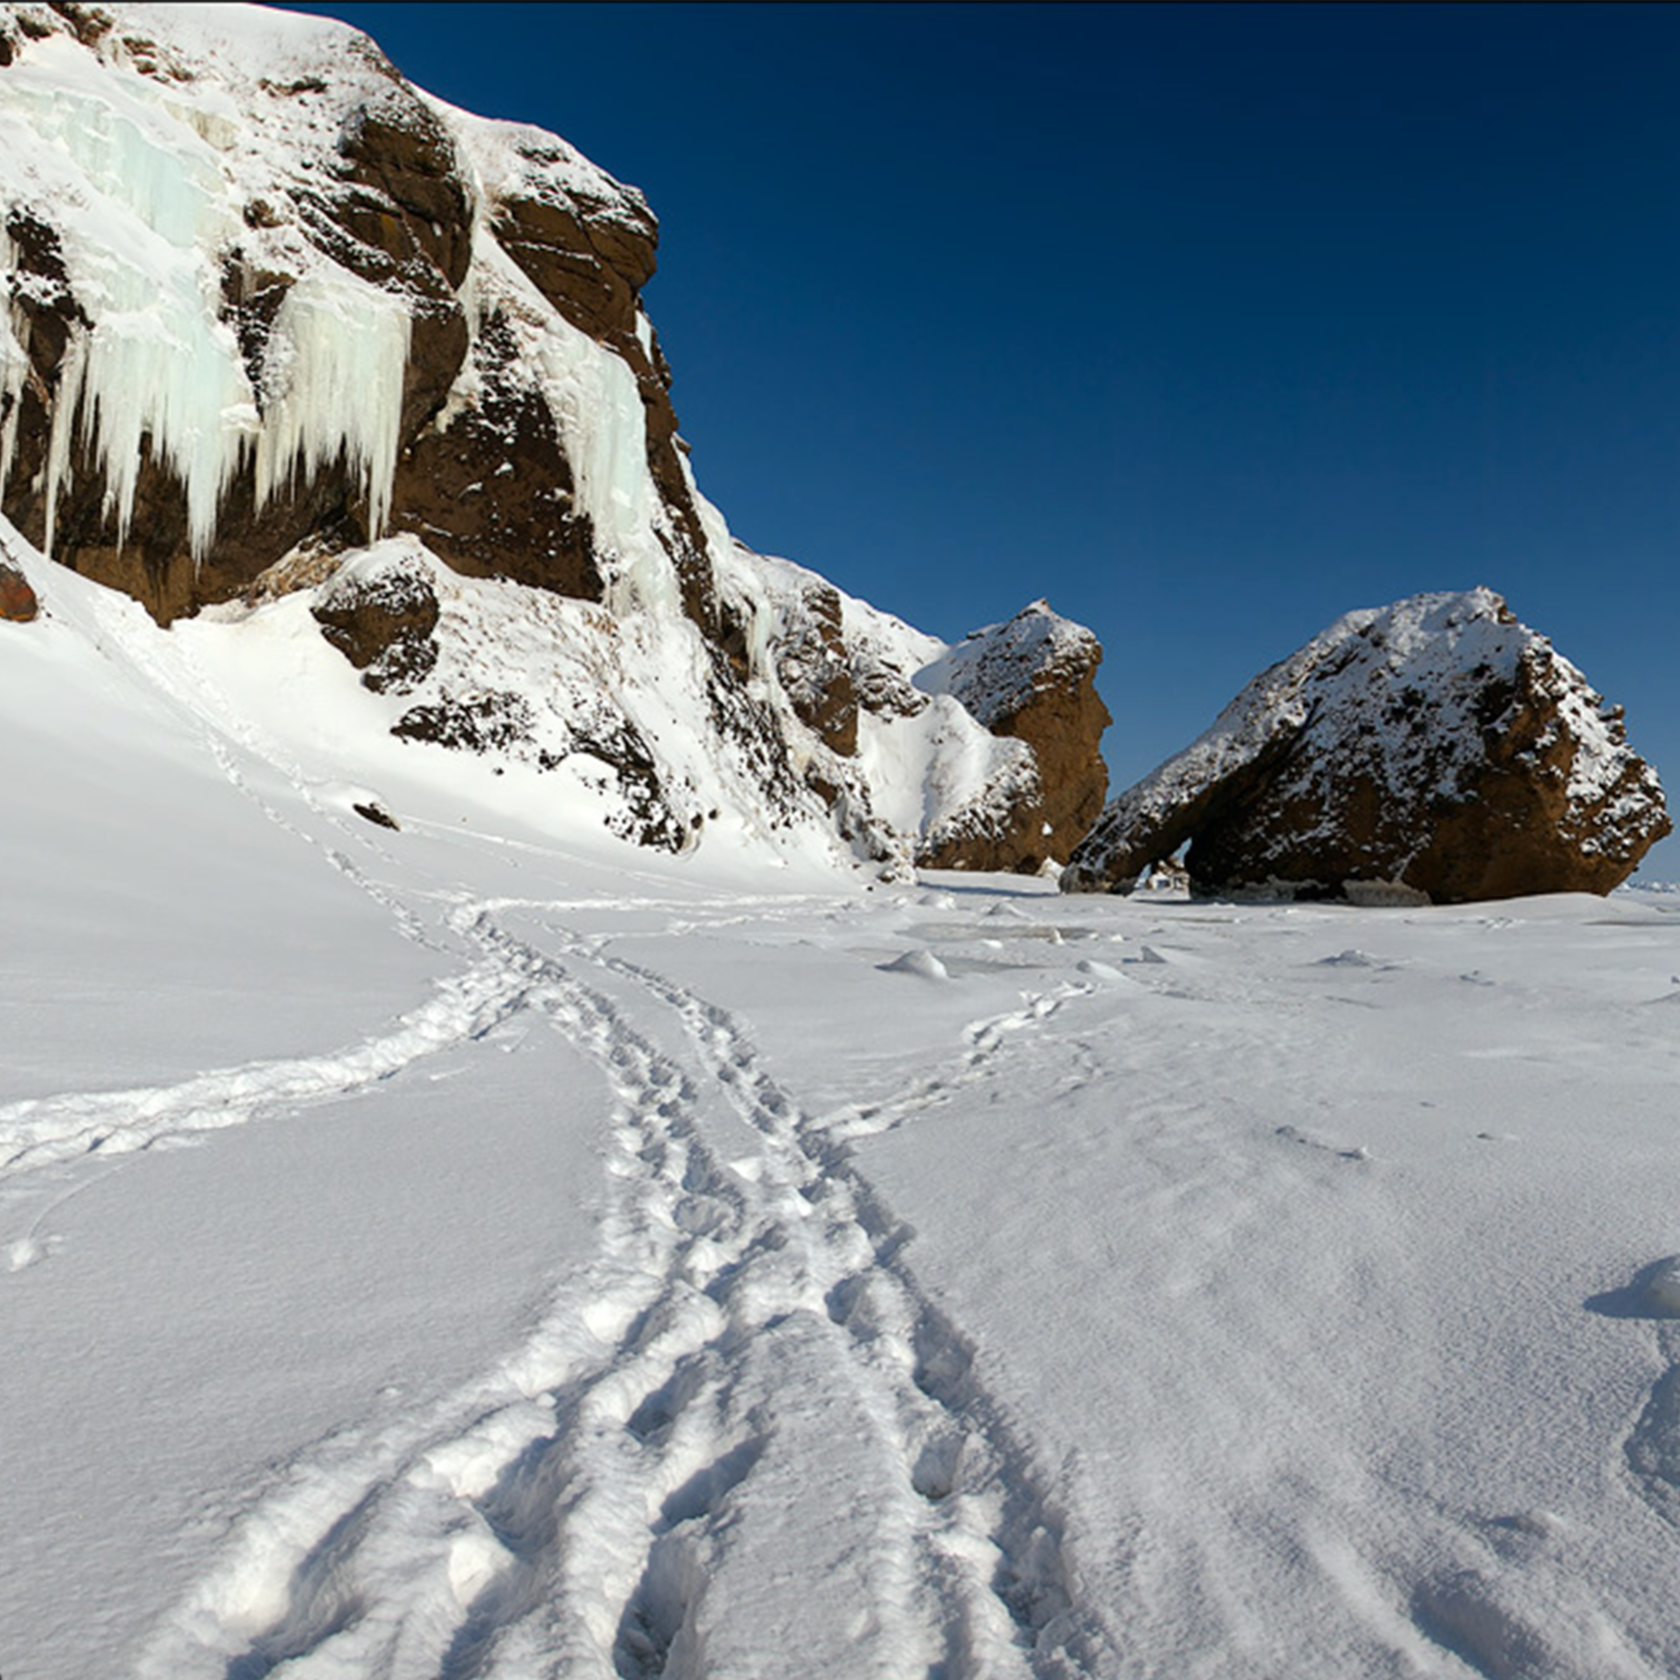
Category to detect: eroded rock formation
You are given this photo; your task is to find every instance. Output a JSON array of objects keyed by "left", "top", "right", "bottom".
[
  {"left": 919, "top": 602, "right": 1110, "bottom": 871},
  {"left": 1063, "top": 589, "right": 1668, "bottom": 903},
  {"left": 0, "top": 2, "right": 1108, "bottom": 874}
]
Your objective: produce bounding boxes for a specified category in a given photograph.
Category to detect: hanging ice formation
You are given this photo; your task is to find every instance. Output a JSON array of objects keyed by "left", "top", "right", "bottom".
[
  {"left": 533, "top": 314, "right": 671, "bottom": 618},
  {"left": 251, "top": 275, "right": 413, "bottom": 543},
  {"left": 1, "top": 36, "right": 411, "bottom": 564},
  {"left": 0, "top": 227, "right": 29, "bottom": 502}
]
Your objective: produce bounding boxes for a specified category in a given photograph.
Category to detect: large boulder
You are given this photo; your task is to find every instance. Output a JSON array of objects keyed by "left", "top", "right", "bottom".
[{"left": 1063, "top": 588, "right": 1669, "bottom": 903}]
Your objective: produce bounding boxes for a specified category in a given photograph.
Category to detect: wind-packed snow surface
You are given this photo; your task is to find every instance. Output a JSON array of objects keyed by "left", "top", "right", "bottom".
[{"left": 5, "top": 549, "right": 1680, "bottom": 1680}]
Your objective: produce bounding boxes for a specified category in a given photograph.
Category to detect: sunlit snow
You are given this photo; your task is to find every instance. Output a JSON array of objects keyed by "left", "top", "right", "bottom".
[
  {"left": 4, "top": 8, "right": 1679, "bottom": 1678},
  {"left": 4, "top": 538, "right": 1680, "bottom": 1680}
]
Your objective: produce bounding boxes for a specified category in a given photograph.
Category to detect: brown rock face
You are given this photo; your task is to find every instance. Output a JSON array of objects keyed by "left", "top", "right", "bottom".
[
  {"left": 389, "top": 312, "right": 604, "bottom": 601},
  {"left": 769, "top": 575, "right": 860, "bottom": 757},
  {"left": 918, "top": 601, "right": 1110, "bottom": 873},
  {"left": 1064, "top": 589, "right": 1670, "bottom": 903},
  {"left": 478, "top": 136, "right": 716, "bottom": 630},
  {"left": 0, "top": 8, "right": 1113, "bottom": 881},
  {"left": 0, "top": 8, "right": 707, "bottom": 626},
  {"left": 0, "top": 557, "right": 37, "bottom": 620}
]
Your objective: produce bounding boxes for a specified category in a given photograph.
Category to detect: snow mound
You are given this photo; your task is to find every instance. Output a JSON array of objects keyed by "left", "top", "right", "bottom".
[{"left": 879, "top": 949, "right": 951, "bottom": 980}]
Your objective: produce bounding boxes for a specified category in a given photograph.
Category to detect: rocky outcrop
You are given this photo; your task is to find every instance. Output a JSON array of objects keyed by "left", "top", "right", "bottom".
[
  {"left": 720, "top": 552, "right": 1109, "bottom": 874},
  {"left": 1064, "top": 589, "right": 1668, "bottom": 903},
  {"left": 763, "top": 571, "right": 860, "bottom": 758},
  {"left": 311, "top": 552, "right": 439, "bottom": 694},
  {"left": 919, "top": 601, "right": 1110, "bottom": 871},
  {"left": 0, "top": 4, "right": 1111, "bottom": 877},
  {"left": 0, "top": 2, "right": 681, "bottom": 624}
]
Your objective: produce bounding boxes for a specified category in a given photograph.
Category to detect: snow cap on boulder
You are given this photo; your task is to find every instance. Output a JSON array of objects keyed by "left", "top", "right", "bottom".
[{"left": 1063, "top": 587, "right": 1669, "bottom": 903}]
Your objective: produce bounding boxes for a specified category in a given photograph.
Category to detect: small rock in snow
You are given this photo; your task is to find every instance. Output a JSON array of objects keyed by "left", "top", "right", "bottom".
[
  {"left": 353, "top": 801, "right": 401, "bottom": 831},
  {"left": 0, "top": 560, "right": 40, "bottom": 622}
]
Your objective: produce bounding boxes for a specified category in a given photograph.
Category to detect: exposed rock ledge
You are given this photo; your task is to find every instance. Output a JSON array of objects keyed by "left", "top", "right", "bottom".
[{"left": 1063, "top": 588, "right": 1669, "bottom": 903}]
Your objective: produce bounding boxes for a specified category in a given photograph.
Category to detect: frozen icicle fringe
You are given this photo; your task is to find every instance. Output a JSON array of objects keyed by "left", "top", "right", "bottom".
[
  {"left": 5, "top": 48, "right": 262, "bottom": 562},
  {"left": 39, "top": 270, "right": 412, "bottom": 565},
  {"left": 254, "top": 274, "right": 413, "bottom": 541},
  {"left": 47, "top": 306, "right": 256, "bottom": 563},
  {"left": 38, "top": 314, "right": 249, "bottom": 566}
]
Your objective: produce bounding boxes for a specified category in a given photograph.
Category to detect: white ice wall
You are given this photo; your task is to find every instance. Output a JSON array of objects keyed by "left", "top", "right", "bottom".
[{"left": 0, "top": 31, "right": 410, "bottom": 563}]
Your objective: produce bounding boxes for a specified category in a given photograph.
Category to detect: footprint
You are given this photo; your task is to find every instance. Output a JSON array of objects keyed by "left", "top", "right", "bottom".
[{"left": 1275, "top": 1124, "right": 1369, "bottom": 1163}]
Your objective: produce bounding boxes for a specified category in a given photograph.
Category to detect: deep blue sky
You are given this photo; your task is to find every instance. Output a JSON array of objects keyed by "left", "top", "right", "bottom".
[{"left": 286, "top": 2, "right": 1679, "bottom": 871}]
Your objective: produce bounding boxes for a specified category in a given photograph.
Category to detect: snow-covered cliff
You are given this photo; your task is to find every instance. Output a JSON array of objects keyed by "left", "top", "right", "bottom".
[{"left": 0, "top": 0, "right": 1106, "bottom": 877}]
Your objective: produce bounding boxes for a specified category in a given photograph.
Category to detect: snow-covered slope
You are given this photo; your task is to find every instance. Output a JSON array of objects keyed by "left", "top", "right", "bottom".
[
  {"left": 6, "top": 532, "right": 1680, "bottom": 1679},
  {"left": 0, "top": 0, "right": 1106, "bottom": 878}
]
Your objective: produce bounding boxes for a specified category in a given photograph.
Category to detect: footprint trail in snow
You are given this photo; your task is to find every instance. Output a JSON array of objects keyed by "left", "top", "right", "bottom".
[{"left": 133, "top": 898, "right": 1111, "bottom": 1680}]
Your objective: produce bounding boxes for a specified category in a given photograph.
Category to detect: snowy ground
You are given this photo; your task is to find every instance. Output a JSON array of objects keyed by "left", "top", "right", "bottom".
[{"left": 5, "top": 562, "right": 1680, "bottom": 1679}]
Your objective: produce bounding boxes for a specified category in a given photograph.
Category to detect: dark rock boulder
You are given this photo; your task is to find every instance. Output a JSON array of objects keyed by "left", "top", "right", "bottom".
[
  {"left": 311, "top": 553, "right": 440, "bottom": 694},
  {"left": 1063, "top": 588, "right": 1669, "bottom": 903},
  {"left": 0, "top": 556, "right": 37, "bottom": 620}
]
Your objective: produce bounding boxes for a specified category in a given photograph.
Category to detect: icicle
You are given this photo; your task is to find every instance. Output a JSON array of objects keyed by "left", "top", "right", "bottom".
[
  {"left": 78, "top": 304, "right": 255, "bottom": 560},
  {"left": 6, "top": 46, "right": 416, "bottom": 565},
  {"left": 253, "top": 273, "right": 412, "bottom": 540},
  {"left": 0, "top": 229, "right": 29, "bottom": 506},
  {"left": 6, "top": 54, "right": 258, "bottom": 562},
  {"left": 41, "top": 331, "right": 85, "bottom": 561}
]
